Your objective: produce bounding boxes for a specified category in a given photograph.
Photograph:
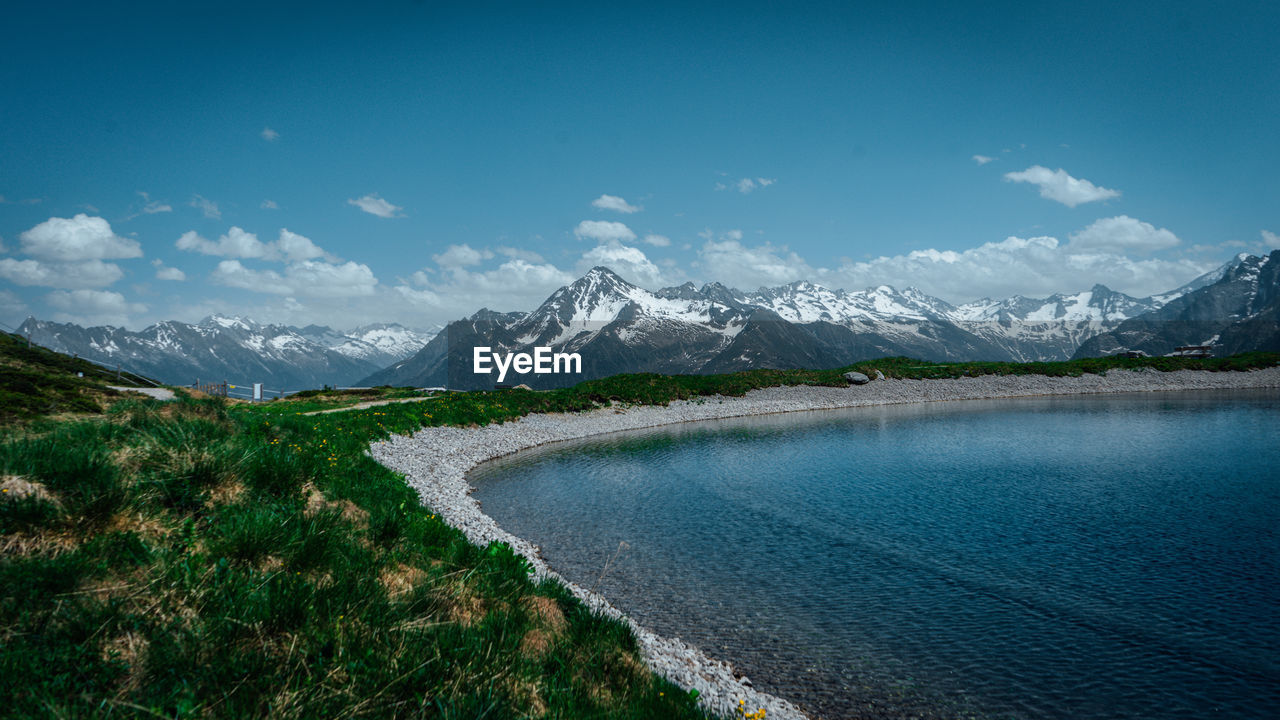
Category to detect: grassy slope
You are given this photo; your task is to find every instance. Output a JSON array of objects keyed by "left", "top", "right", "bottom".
[
  {"left": 3, "top": 349, "right": 1278, "bottom": 719},
  {"left": 0, "top": 341, "right": 714, "bottom": 718},
  {"left": 0, "top": 331, "right": 165, "bottom": 424}
]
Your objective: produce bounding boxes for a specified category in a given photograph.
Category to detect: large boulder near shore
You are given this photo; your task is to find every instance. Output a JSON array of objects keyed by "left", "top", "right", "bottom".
[{"left": 843, "top": 371, "right": 870, "bottom": 385}]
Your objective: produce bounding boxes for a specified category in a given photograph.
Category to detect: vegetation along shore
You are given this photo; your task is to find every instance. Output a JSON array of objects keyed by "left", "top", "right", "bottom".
[{"left": 3, "top": 332, "right": 1278, "bottom": 719}]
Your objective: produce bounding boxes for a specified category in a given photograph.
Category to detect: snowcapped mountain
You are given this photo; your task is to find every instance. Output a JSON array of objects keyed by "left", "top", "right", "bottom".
[
  {"left": 946, "top": 285, "right": 1165, "bottom": 361},
  {"left": 19, "top": 315, "right": 434, "bottom": 390},
  {"left": 363, "top": 259, "right": 1250, "bottom": 389},
  {"left": 21, "top": 255, "right": 1258, "bottom": 393},
  {"left": 1074, "top": 250, "right": 1280, "bottom": 358},
  {"left": 295, "top": 322, "right": 438, "bottom": 368}
]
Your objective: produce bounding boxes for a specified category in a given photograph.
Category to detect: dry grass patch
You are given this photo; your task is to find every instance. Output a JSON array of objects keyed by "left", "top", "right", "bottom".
[
  {"left": 443, "top": 581, "right": 487, "bottom": 627},
  {"left": 521, "top": 595, "right": 567, "bottom": 633},
  {"left": 302, "top": 483, "right": 369, "bottom": 526},
  {"left": 519, "top": 628, "right": 554, "bottom": 659},
  {"left": 379, "top": 562, "right": 428, "bottom": 599},
  {"left": 208, "top": 480, "right": 246, "bottom": 505},
  {"left": 105, "top": 509, "right": 169, "bottom": 542},
  {"left": 0, "top": 529, "right": 77, "bottom": 558}
]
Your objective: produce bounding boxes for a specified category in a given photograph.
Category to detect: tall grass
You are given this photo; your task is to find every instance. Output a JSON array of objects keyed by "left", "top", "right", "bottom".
[{"left": 0, "top": 395, "right": 711, "bottom": 719}]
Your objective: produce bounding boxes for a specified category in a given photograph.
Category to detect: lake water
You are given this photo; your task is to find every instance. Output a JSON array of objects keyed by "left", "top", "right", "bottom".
[{"left": 469, "top": 390, "right": 1280, "bottom": 719}]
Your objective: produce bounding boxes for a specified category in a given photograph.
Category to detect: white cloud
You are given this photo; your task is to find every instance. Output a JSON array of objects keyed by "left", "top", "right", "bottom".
[
  {"left": 137, "top": 191, "right": 172, "bottom": 214},
  {"left": 176, "top": 227, "right": 272, "bottom": 259},
  {"left": 155, "top": 266, "right": 186, "bottom": 281},
  {"left": 176, "top": 227, "right": 334, "bottom": 262},
  {"left": 686, "top": 226, "right": 1215, "bottom": 302},
  {"left": 433, "top": 244, "right": 494, "bottom": 269},
  {"left": 210, "top": 258, "right": 377, "bottom": 298},
  {"left": 696, "top": 239, "right": 814, "bottom": 290},
  {"left": 261, "top": 199, "right": 279, "bottom": 210},
  {"left": 642, "top": 234, "right": 671, "bottom": 247},
  {"left": 724, "top": 177, "right": 777, "bottom": 194},
  {"left": 496, "top": 246, "right": 545, "bottom": 263},
  {"left": 1263, "top": 230, "right": 1279, "bottom": 247},
  {"left": 1067, "top": 215, "right": 1180, "bottom": 254},
  {"left": 210, "top": 260, "right": 288, "bottom": 294},
  {"left": 348, "top": 193, "right": 404, "bottom": 218},
  {"left": 574, "top": 220, "right": 636, "bottom": 243},
  {"left": 591, "top": 194, "right": 642, "bottom": 214},
  {"left": 285, "top": 261, "right": 378, "bottom": 297},
  {"left": 577, "top": 241, "right": 668, "bottom": 287},
  {"left": 972, "top": 155, "right": 995, "bottom": 165},
  {"left": 19, "top": 214, "right": 142, "bottom": 261},
  {"left": 276, "top": 229, "right": 335, "bottom": 262},
  {"left": 395, "top": 259, "right": 574, "bottom": 317},
  {"left": 0, "top": 258, "right": 124, "bottom": 289},
  {"left": 189, "top": 195, "right": 221, "bottom": 219},
  {"left": 261, "top": 127, "right": 280, "bottom": 142},
  {"left": 46, "top": 289, "right": 146, "bottom": 327},
  {"left": 821, "top": 234, "right": 1210, "bottom": 302},
  {"left": 1003, "top": 166, "right": 1120, "bottom": 207}
]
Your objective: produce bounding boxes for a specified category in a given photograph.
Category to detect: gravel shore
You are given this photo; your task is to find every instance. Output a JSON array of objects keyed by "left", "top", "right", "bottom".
[{"left": 369, "top": 367, "right": 1280, "bottom": 720}]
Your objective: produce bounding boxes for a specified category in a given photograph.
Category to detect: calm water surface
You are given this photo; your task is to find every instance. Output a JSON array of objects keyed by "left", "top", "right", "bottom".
[{"left": 470, "top": 391, "right": 1280, "bottom": 719}]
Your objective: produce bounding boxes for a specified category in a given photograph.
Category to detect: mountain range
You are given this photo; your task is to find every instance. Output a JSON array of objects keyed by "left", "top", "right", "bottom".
[
  {"left": 19, "top": 316, "right": 437, "bottom": 390},
  {"left": 19, "top": 250, "right": 1277, "bottom": 391},
  {"left": 362, "top": 252, "right": 1271, "bottom": 390},
  {"left": 1074, "top": 250, "right": 1280, "bottom": 358}
]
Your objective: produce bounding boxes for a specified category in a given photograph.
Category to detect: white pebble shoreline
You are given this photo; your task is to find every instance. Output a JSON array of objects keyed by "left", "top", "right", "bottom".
[{"left": 369, "top": 368, "right": 1280, "bottom": 720}]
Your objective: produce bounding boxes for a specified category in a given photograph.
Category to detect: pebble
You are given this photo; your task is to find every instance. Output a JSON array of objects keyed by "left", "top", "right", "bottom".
[{"left": 369, "top": 367, "right": 1280, "bottom": 720}]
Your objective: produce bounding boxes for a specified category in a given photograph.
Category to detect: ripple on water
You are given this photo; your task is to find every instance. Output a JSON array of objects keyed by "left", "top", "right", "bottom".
[{"left": 471, "top": 391, "right": 1280, "bottom": 720}]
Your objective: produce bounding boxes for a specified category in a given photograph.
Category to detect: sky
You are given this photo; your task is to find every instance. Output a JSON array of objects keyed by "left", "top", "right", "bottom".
[{"left": 2, "top": 0, "right": 1277, "bottom": 331}]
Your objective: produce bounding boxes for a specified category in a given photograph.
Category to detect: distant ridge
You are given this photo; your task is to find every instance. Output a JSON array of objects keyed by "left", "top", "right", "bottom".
[
  {"left": 23, "top": 254, "right": 1269, "bottom": 392},
  {"left": 361, "top": 259, "right": 1249, "bottom": 389},
  {"left": 1074, "top": 249, "right": 1280, "bottom": 358},
  {"left": 19, "top": 316, "right": 437, "bottom": 389}
]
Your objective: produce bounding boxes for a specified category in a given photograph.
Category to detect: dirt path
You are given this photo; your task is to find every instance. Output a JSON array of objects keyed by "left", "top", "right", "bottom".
[
  {"left": 109, "top": 385, "right": 176, "bottom": 401},
  {"left": 301, "top": 395, "right": 442, "bottom": 416}
]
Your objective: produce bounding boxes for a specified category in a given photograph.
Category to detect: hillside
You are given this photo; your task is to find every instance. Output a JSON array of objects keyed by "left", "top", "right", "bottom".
[
  {"left": 363, "top": 264, "right": 1234, "bottom": 390},
  {"left": 1074, "top": 250, "right": 1280, "bottom": 358},
  {"left": 18, "top": 317, "right": 435, "bottom": 391},
  {"left": 0, "top": 331, "right": 155, "bottom": 423}
]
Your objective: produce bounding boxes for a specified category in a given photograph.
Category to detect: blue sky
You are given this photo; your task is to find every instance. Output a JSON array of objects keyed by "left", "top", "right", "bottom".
[{"left": 2, "top": 0, "right": 1277, "bottom": 330}]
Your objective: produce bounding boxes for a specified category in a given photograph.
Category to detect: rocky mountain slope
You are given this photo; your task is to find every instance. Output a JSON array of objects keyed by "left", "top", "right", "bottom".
[
  {"left": 1074, "top": 250, "right": 1280, "bottom": 358},
  {"left": 19, "top": 315, "right": 434, "bottom": 390},
  {"left": 363, "top": 262, "right": 1238, "bottom": 390}
]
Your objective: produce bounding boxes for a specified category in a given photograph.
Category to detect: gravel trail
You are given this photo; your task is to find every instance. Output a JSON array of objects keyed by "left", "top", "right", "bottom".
[
  {"left": 108, "top": 385, "right": 176, "bottom": 400},
  {"left": 369, "top": 368, "right": 1280, "bottom": 720}
]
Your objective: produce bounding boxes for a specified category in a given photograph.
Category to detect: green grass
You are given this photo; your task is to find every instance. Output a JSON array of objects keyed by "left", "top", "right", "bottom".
[
  {"left": 0, "top": 396, "right": 713, "bottom": 719},
  {"left": 0, "top": 331, "right": 162, "bottom": 423},
  {"left": 238, "top": 386, "right": 435, "bottom": 416},
  {"left": 3, "top": 350, "right": 1278, "bottom": 718}
]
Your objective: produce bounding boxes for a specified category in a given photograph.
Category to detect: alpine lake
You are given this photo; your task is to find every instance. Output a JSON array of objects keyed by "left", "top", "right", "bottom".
[{"left": 470, "top": 389, "right": 1280, "bottom": 720}]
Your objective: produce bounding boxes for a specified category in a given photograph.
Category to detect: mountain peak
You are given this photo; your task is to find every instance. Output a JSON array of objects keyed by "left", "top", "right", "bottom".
[
  {"left": 200, "top": 314, "right": 255, "bottom": 331},
  {"left": 582, "top": 266, "right": 626, "bottom": 282}
]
